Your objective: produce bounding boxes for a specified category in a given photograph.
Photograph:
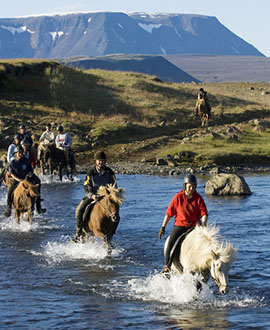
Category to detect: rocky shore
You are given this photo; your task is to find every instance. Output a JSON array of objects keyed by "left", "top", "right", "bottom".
[{"left": 76, "top": 161, "right": 270, "bottom": 176}]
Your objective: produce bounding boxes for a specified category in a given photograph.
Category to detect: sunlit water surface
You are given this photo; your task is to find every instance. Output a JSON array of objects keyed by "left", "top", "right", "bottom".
[{"left": 0, "top": 173, "right": 269, "bottom": 329}]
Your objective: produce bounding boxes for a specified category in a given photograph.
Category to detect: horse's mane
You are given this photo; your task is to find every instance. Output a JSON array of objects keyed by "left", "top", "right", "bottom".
[
  {"left": 186, "top": 224, "right": 237, "bottom": 266},
  {"left": 97, "top": 184, "right": 125, "bottom": 206}
]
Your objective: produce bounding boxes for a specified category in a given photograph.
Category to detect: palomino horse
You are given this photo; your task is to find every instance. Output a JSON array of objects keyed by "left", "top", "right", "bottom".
[
  {"left": 38, "top": 143, "right": 75, "bottom": 181},
  {"left": 164, "top": 224, "right": 237, "bottom": 295},
  {"left": 12, "top": 179, "right": 40, "bottom": 223},
  {"left": 75, "top": 184, "right": 125, "bottom": 251},
  {"left": 196, "top": 99, "right": 210, "bottom": 127}
]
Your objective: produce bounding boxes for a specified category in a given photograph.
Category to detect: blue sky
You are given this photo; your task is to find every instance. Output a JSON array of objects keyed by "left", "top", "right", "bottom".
[{"left": 1, "top": 1, "right": 269, "bottom": 56}]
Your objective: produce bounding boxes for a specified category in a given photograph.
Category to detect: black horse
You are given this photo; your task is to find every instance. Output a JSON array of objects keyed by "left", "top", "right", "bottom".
[{"left": 37, "top": 143, "right": 75, "bottom": 181}]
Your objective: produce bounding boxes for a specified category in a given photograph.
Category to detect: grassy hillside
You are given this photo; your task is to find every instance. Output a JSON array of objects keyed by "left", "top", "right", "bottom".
[{"left": 1, "top": 59, "right": 270, "bottom": 167}]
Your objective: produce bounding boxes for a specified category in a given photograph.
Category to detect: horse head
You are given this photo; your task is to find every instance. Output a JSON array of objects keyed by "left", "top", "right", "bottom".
[
  {"left": 210, "top": 250, "right": 231, "bottom": 294},
  {"left": 22, "top": 181, "right": 40, "bottom": 198},
  {"left": 98, "top": 184, "right": 125, "bottom": 222}
]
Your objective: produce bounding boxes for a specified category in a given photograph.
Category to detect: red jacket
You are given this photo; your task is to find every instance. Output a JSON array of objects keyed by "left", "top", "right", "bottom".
[{"left": 166, "top": 189, "right": 208, "bottom": 227}]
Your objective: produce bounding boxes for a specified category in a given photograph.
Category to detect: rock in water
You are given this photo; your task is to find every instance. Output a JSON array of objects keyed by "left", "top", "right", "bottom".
[{"left": 205, "top": 173, "right": 251, "bottom": 196}]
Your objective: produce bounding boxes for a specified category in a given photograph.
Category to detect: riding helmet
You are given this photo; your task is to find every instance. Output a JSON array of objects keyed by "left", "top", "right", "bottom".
[
  {"left": 20, "top": 139, "right": 29, "bottom": 146},
  {"left": 183, "top": 174, "right": 197, "bottom": 186},
  {"left": 57, "top": 125, "right": 64, "bottom": 132},
  {"left": 14, "top": 134, "right": 21, "bottom": 141},
  {"left": 14, "top": 146, "right": 24, "bottom": 153},
  {"left": 19, "top": 124, "right": 26, "bottom": 129},
  {"left": 94, "top": 151, "right": 106, "bottom": 161}
]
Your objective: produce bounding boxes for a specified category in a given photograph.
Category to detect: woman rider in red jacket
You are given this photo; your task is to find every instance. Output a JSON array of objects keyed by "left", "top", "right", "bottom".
[{"left": 159, "top": 174, "right": 208, "bottom": 273}]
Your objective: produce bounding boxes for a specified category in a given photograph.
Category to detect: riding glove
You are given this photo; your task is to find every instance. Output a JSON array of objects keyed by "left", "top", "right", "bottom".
[{"left": 159, "top": 226, "right": 165, "bottom": 239}]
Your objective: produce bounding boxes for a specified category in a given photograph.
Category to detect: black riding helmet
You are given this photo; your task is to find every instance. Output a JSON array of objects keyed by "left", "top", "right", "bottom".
[
  {"left": 183, "top": 174, "right": 197, "bottom": 186},
  {"left": 20, "top": 139, "right": 29, "bottom": 146},
  {"left": 14, "top": 134, "right": 21, "bottom": 141},
  {"left": 57, "top": 125, "right": 64, "bottom": 132},
  {"left": 94, "top": 151, "right": 106, "bottom": 161}
]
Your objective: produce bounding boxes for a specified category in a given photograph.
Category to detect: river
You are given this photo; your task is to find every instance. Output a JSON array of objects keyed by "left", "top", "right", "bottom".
[{"left": 0, "top": 173, "right": 269, "bottom": 329}]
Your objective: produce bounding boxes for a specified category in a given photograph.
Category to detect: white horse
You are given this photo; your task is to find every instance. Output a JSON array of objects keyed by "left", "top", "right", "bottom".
[{"left": 164, "top": 224, "right": 237, "bottom": 294}]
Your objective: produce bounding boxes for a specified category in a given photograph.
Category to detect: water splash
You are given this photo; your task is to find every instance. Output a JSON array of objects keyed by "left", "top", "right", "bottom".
[
  {"left": 39, "top": 174, "right": 80, "bottom": 185},
  {"left": 126, "top": 272, "right": 212, "bottom": 304},
  {"left": 0, "top": 216, "right": 40, "bottom": 232},
  {"left": 40, "top": 236, "right": 123, "bottom": 266}
]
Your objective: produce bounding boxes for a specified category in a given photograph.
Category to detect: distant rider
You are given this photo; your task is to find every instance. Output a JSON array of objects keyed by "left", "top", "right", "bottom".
[
  {"left": 55, "top": 125, "right": 74, "bottom": 167},
  {"left": 18, "top": 123, "right": 33, "bottom": 149},
  {"left": 39, "top": 123, "right": 55, "bottom": 146},
  {"left": 195, "top": 88, "right": 211, "bottom": 116},
  {"left": 74, "top": 151, "right": 116, "bottom": 241},
  {"left": 38, "top": 123, "right": 55, "bottom": 161},
  {"left": 158, "top": 174, "right": 208, "bottom": 273}
]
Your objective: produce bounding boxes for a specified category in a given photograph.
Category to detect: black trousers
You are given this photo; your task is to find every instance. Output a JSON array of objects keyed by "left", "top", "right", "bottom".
[
  {"left": 76, "top": 196, "right": 92, "bottom": 229},
  {"left": 164, "top": 225, "right": 190, "bottom": 266}
]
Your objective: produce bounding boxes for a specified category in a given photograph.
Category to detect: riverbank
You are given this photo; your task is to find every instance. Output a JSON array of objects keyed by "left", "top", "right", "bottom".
[{"left": 76, "top": 161, "right": 270, "bottom": 176}]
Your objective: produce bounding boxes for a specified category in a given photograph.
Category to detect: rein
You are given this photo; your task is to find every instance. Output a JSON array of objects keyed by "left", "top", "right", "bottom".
[{"left": 97, "top": 196, "right": 118, "bottom": 222}]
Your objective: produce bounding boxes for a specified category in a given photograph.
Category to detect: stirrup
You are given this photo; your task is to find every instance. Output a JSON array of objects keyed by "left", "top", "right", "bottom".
[{"left": 161, "top": 265, "right": 171, "bottom": 274}]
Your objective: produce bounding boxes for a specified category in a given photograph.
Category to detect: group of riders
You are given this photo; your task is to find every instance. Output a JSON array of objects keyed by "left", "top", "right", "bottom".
[
  {"left": 1, "top": 89, "right": 211, "bottom": 273},
  {"left": 0, "top": 123, "right": 74, "bottom": 218}
]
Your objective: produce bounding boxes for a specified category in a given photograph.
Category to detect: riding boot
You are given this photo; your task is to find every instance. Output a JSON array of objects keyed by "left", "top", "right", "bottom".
[
  {"left": 36, "top": 197, "right": 46, "bottom": 214},
  {"left": 0, "top": 169, "right": 5, "bottom": 186},
  {"left": 3, "top": 195, "right": 12, "bottom": 217}
]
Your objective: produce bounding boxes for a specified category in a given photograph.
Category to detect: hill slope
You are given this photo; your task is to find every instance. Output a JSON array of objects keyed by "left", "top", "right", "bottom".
[
  {"left": 0, "top": 12, "right": 264, "bottom": 58},
  {"left": 62, "top": 54, "right": 200, "bottom": 83},
  {"left": 1, "top": 59, "right": 270, "bottom": 167}
]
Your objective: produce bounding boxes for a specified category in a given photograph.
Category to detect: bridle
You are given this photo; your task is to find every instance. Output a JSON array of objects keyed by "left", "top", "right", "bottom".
[{"left": 98, "top": 197, "right": 119, "bottom": 222}]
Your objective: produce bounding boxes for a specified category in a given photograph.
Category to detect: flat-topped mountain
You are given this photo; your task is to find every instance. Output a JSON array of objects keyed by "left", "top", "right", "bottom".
[{"left": 0, "top": 12, "right": 264, "bottom": 59}]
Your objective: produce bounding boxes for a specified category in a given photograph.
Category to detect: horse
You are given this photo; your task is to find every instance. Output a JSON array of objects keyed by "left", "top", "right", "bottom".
[
  {"left": 196, "top": 99, "right": 210, "bottom": 127},
  {"left": 2, "top": 170, "right": 12, "bottom": 189},
  {"left": 75, "top": 184, "right": 125, "bottom": 251},
  {"left": 12, "top": 179, "right": 40, "bottom": 223},
  {"left": 38, "top": 142, "right": 75, "bottom": 181},
  {"left": 164, "top": 224, "right": 237, "bottom": 295}
]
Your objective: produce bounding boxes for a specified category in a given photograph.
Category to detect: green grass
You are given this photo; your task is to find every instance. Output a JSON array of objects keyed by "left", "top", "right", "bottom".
[{"left": 1, "top": 59, "right": 270, "bottom": 164}]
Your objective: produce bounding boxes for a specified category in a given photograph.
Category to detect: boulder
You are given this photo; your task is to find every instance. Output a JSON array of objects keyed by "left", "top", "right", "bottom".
[{"left": 205, "top": 173, "right": 251, "bottom": 196}]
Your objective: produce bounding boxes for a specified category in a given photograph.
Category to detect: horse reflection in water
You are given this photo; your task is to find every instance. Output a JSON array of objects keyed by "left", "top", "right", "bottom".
[
  {"left": 164, "top": 224, "right": 237, "bottom": 294},
  {"left": 76, "top": 184, "right": 125, "bottom": 252}
]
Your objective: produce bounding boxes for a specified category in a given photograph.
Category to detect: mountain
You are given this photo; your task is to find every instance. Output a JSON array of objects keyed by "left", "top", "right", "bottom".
[
  {"left": 62, "top": 54, "right": 200, "bottom": 83},
  {"left": 0, "top": 12, "right": 264, "bottom": 59}
]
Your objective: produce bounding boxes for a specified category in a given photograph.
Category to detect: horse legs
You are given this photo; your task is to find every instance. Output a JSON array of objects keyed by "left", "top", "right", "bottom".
[
  {"left": 92, "top": 229, "right": 111, "bottom": 252},
  {"left": 14, "top": 209, "right": 20, "bottom": 224}
]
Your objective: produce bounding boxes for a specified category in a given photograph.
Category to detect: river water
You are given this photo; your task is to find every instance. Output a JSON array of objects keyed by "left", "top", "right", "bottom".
[{"left": 0, "top": 173, "right": 269, "bottom": 329}]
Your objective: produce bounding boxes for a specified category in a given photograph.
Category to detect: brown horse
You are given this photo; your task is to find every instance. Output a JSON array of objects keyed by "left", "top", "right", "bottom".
[
  {"left": 196, "top": 99, "right": 210, "bottom": 127},
  {"left": 3, "top": 170, "right": 12, "bottom": 189},
  {"left": 38, "top": 142, "right": 74, "bottom": 181},
  {"left": 75, "top": 184, "right": 125, "bottom": 251},
  {"left": 12, "top": 179, "right": 40, "bottom": 223}
]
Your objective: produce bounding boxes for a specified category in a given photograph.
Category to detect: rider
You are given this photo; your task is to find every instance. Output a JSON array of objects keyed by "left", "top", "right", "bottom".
[
  {"left": 18, "top": 123, "right": 33, "bottom": 149},
  {"left": 0, "top": 134, "right": 22, "bottom": 186},
  {"left": 3, "top": 146, "right": 46, "bottom": 217},
  {"left": 21, "top": 139, "right": 36, "bottom": 169},
  {"left": 55, "top": 125, "right": 74, "bottom": 167},
  {"left": 158, "top": 174, "right": 208, "bottom": 273},
  {"left": 74, "top": 151, "right": 117, "bottom": 241},
  {"left": 39, "top": 123, "right": 55, "bottom": 146},
  {"left": 196, "top": 88, "right": 211, "bottom": 116}
]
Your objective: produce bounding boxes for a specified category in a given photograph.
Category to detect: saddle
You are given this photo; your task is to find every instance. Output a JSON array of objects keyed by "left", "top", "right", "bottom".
[{"left": 167, "top": 227, "right": 194, "bottom": 272}]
